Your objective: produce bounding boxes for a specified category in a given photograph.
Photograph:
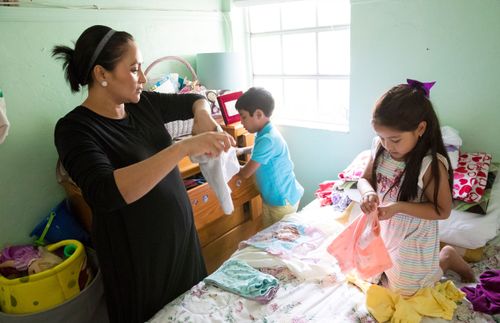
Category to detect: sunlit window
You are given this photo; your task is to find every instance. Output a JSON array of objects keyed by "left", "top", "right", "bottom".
[{"left": 246, "top": 0, "right": 351, "bottom": 131}]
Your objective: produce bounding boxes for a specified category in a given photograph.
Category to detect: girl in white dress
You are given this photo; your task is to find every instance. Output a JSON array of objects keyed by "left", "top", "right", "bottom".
[{"left": 358, "top": 79, "right": 474, "bottom": 296}]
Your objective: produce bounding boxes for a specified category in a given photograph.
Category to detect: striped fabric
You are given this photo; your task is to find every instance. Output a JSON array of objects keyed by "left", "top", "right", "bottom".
[{"left": 375, "top": 149, "right": 442, "bottom": 296}]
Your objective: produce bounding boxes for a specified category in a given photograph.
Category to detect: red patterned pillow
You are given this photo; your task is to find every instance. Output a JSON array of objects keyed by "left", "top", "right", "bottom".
[{"left": 453, "top": 152, "right": 492, "bottom": 203}]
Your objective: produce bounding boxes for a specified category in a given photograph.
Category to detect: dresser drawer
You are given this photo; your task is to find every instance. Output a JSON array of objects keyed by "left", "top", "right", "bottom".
[{"left": 188, "top": 175, "right": 260, "bottom": 231}]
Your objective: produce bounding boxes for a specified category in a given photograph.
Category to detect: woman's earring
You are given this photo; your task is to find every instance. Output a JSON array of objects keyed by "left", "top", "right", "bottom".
[{"left": 101, "top": 81, "right": 108, "bottom": 87}]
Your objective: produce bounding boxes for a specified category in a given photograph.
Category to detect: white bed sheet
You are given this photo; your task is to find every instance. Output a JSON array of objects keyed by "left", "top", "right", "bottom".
[
  {"left": 439, "top": 173, "right": 500, "bottom": 249},
  {"left": 148, "top": 200, "right": 499, "bottom": 323}
]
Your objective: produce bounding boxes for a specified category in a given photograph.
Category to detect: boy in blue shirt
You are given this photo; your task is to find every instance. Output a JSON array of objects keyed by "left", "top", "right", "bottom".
[{"left": 236, "top": 87, "right": 304, "bottom": 227}]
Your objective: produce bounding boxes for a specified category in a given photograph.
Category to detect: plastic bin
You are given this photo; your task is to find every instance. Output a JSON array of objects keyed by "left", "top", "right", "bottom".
[
  {"left": 0, "top": 248, "right": 108, "bottom": 323},
  {"left": 0, "top": 240, "right": 90, "bottom": 314}
]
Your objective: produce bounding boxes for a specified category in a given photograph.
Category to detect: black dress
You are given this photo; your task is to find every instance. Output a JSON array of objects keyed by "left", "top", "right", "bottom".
[{"left": 54, "top": 92, "right": 207, "bottom": 323}]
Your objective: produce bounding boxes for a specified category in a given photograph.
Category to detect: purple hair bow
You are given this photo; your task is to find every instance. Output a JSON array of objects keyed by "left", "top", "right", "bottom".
[{"left": 406, "top": 79, "right": 436, "bottom": 98}]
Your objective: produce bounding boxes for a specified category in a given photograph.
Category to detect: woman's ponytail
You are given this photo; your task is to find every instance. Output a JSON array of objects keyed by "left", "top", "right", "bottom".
[{"left": 52, "top": 45, "right": 81, "bottom": 93}]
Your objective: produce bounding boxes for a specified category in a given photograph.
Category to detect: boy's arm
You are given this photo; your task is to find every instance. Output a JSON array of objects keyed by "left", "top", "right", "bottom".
[
  {"left": 235, "top": 146, "right": 253, "bottom": 156},
  {"left": 238, "top": 160, "right": 260, "bottom": 179}
]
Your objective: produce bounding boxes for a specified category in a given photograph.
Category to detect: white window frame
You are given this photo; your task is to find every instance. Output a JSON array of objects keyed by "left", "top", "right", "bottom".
[{"left": 242, "top": 0, "right": 351, "bottom": 132}]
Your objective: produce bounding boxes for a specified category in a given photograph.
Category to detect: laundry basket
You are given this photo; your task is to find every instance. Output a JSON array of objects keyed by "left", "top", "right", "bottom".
[
  {"left": 145, "top": 55, "right": 200, "bottom": 139},
  {"left": 0, "top": 240, "right": 92, "bottom": 314}
]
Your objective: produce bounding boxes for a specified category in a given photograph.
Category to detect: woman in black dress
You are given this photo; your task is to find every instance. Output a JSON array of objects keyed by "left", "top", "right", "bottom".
[{"left": 52, "top": 25, "right": 235, "bottom": 323}]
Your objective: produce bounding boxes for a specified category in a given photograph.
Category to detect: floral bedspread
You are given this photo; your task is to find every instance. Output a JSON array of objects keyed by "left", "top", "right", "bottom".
[{"left": 148, "top": 203, "right": 500, "bottom": 323}]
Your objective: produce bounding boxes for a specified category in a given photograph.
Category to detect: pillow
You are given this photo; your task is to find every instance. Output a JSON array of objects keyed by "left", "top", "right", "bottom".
[
  {"left": 441, "top": 126, "right": 462, "bottom": 169},
  {"left": 445, "top": 144, "right": 460, "bottom": 169},
  {"left": 338, "top": 150, "right": 371, "bottom": 181},
  {"left": 439, "top": 169, "right": 500, "bottom": 249},
  {"left": 453, "top": 152, "right": 492, "bottom": 203},
  {"left": 453, "top": 163, "right": 498, "bottom": 215}
]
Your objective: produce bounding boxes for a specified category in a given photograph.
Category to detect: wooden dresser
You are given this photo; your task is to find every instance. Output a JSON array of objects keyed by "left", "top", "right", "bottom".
[
  {"left": 58, "top": 122, "right": 262, "bottom": 274},
  {"left": 179, "top": 122, "right": 263, "bottom": 273}
]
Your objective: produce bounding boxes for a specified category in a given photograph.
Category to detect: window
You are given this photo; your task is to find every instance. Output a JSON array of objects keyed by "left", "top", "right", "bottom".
[{"left": 245, "top": 0, "right": 350, "bottom": 131}]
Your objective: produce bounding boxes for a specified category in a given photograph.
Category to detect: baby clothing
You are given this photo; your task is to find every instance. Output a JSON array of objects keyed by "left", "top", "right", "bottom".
[
  {"left": 461, "top": 269, "right": 500, "bottom": 314},
  {"left": 0, "top": 245, "right": 40, "bottom": 271},
  {"left": 327, "top": 211, "right": 392, "bottom": 280},
  {"left": 190, "top": 147, "right": 240, "bottom": 214},
  {"left": 373, "top": 138, "right": 448, "bottom": 296},
  {"left": 365, "top": 280, "right": 464, "bottom": 322},
  {"left": 204, "top": 259, "right": 279, "bottom": 304}
]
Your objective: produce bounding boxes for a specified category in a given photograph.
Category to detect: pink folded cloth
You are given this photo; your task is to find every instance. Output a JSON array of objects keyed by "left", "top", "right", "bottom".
[{"left": 327, "top": 211, "right": 392, "bottom": 280}]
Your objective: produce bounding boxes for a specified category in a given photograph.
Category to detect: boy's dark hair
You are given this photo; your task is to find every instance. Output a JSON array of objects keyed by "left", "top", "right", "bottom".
[
  {"left": 52, "top": 25, "right": 134, "bottom": 93},
  {"left": 235, "top": 87, "right": 274, "bottom": 117},
  {"left": 371, "top": 83, "right": 453, "bottom": 215}
]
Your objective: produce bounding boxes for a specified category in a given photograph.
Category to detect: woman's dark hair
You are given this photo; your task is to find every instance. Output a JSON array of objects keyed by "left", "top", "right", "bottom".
[
  {"left": 235, "top": 87, "right": 275, "bottom": 117},
  {"left": 371, "top": 84, "right": 453, "bottom": 214},
  {"left": 52, "top": 25, "right": 134, "bottom": 92}
]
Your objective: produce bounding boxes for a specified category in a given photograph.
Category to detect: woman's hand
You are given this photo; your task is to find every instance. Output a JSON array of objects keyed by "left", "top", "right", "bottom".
[
  {"left": 179, "top": 131, "right": 235, "bottom": 158},
  {"left": 360, "top": 192, "right": 379, "bottom": 214},
  {"left": 192, "top": 99, "right": 219, "bottom": 135},
  {"left": 377, "top": 202, "right": 400, "bottom": 220}
]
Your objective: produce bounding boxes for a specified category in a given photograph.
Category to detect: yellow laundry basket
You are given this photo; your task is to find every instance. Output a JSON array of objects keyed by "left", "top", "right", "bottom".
[{"left": 0, "top": 239, "right": 90, "bottom": 314}]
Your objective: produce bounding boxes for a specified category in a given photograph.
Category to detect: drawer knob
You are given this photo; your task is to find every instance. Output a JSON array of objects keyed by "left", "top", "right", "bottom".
[
  {"left": 236, "top": 179, "right": 242, "bottom": 187},
  {"left": 202, "top": 194, "right": 209, "bottom": 203},
  {"left": 192, "top": 198, "right": 198, "bottom": 206}
]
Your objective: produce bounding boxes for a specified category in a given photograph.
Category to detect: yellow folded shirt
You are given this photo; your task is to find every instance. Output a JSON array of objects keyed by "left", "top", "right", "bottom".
[{"left": 347, "top": 275, "right": 465, "bottom": 323}]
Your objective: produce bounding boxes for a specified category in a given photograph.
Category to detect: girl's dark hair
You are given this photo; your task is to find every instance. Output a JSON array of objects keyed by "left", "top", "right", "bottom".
[
  {"left": 52, "top": 25, "right": 134, "bottom": 92},
  {"left": 235, "top": 87, "right": 275, "bottom": 117},
  {"left": 371, "top": 84, "right": 453, "bottom": 214}
]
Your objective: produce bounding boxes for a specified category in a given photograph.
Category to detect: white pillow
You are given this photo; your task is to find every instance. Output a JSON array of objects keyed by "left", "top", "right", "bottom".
[{"left": 439, "top": 172, "right": 500, "bottom": 249}]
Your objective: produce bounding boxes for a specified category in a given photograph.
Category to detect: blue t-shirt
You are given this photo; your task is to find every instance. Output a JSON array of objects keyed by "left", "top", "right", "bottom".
[{"left": 251, "top": 122, "right": 304, "bottom": 206}]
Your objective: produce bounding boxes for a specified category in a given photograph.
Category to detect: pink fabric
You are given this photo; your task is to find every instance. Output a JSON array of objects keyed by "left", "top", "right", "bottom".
[
  {"left": 314, "top": 181, "right": 337, "bottom": 206},
  {"left": 453, "top": 152, "right": 492, "bottom": 203},
  {"left": 327, "top": 212, "right": 393, "bottom": 280},
  {"left": 338, "top": 150, "right": 371, "bottom": 181}
]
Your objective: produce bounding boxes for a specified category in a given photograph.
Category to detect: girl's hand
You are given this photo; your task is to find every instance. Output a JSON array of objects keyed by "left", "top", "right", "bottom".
[
  {"left": 360, "top": 192, "right": 379, "bottom": 214},
  {"left": 377, "top": 202, "right": 400, "bottom": 220},
  {"left": 180, "top": 132, "right": 235, "bottom": 157}
]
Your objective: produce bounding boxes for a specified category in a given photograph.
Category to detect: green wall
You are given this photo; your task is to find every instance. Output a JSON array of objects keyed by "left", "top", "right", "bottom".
[
  {"left": 281, "top": 0, "right": 500, "bottom": 208},
  {"left": 0, "top": 1, "right": 226, "bottom": 246},
  {"left": 2, "top": 0, "right": 500, "bottom": 247}
]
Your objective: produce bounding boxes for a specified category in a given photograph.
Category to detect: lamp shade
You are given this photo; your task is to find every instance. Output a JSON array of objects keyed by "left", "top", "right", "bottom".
[{"left": 196, "top": 52, "right": 247, "bottom": 90}]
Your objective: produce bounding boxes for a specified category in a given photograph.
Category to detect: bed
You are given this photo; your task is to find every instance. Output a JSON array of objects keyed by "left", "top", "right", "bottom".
[{"left": 147, "top": 173, "right": 500, "bottom": 323}]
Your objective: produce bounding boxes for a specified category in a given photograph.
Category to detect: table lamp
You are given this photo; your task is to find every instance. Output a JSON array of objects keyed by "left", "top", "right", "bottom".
[{"left": 196, "top": 52, "right": 247, "bottom": 91}]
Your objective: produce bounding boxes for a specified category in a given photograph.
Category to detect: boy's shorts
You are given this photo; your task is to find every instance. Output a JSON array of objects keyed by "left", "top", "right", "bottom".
[{"left": 262, "top": 201, "right": 299, "bottom": 228}]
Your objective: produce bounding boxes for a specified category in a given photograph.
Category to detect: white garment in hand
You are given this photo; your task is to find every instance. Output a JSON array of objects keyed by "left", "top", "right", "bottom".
[
  {"left": 190, "top": 147, "right": 241, "bottom": 214},
  {"left": 0, "top": 96, "right": 9, "bottom": 144}
]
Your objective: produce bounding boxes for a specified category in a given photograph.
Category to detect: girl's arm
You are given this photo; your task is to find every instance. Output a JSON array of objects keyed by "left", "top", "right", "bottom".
[
  {"left": 358, "top": 157, "right": 380, "bottom": 214},
  {"left": 378, "top": 161, "right": 452, "bottom": 220}
]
